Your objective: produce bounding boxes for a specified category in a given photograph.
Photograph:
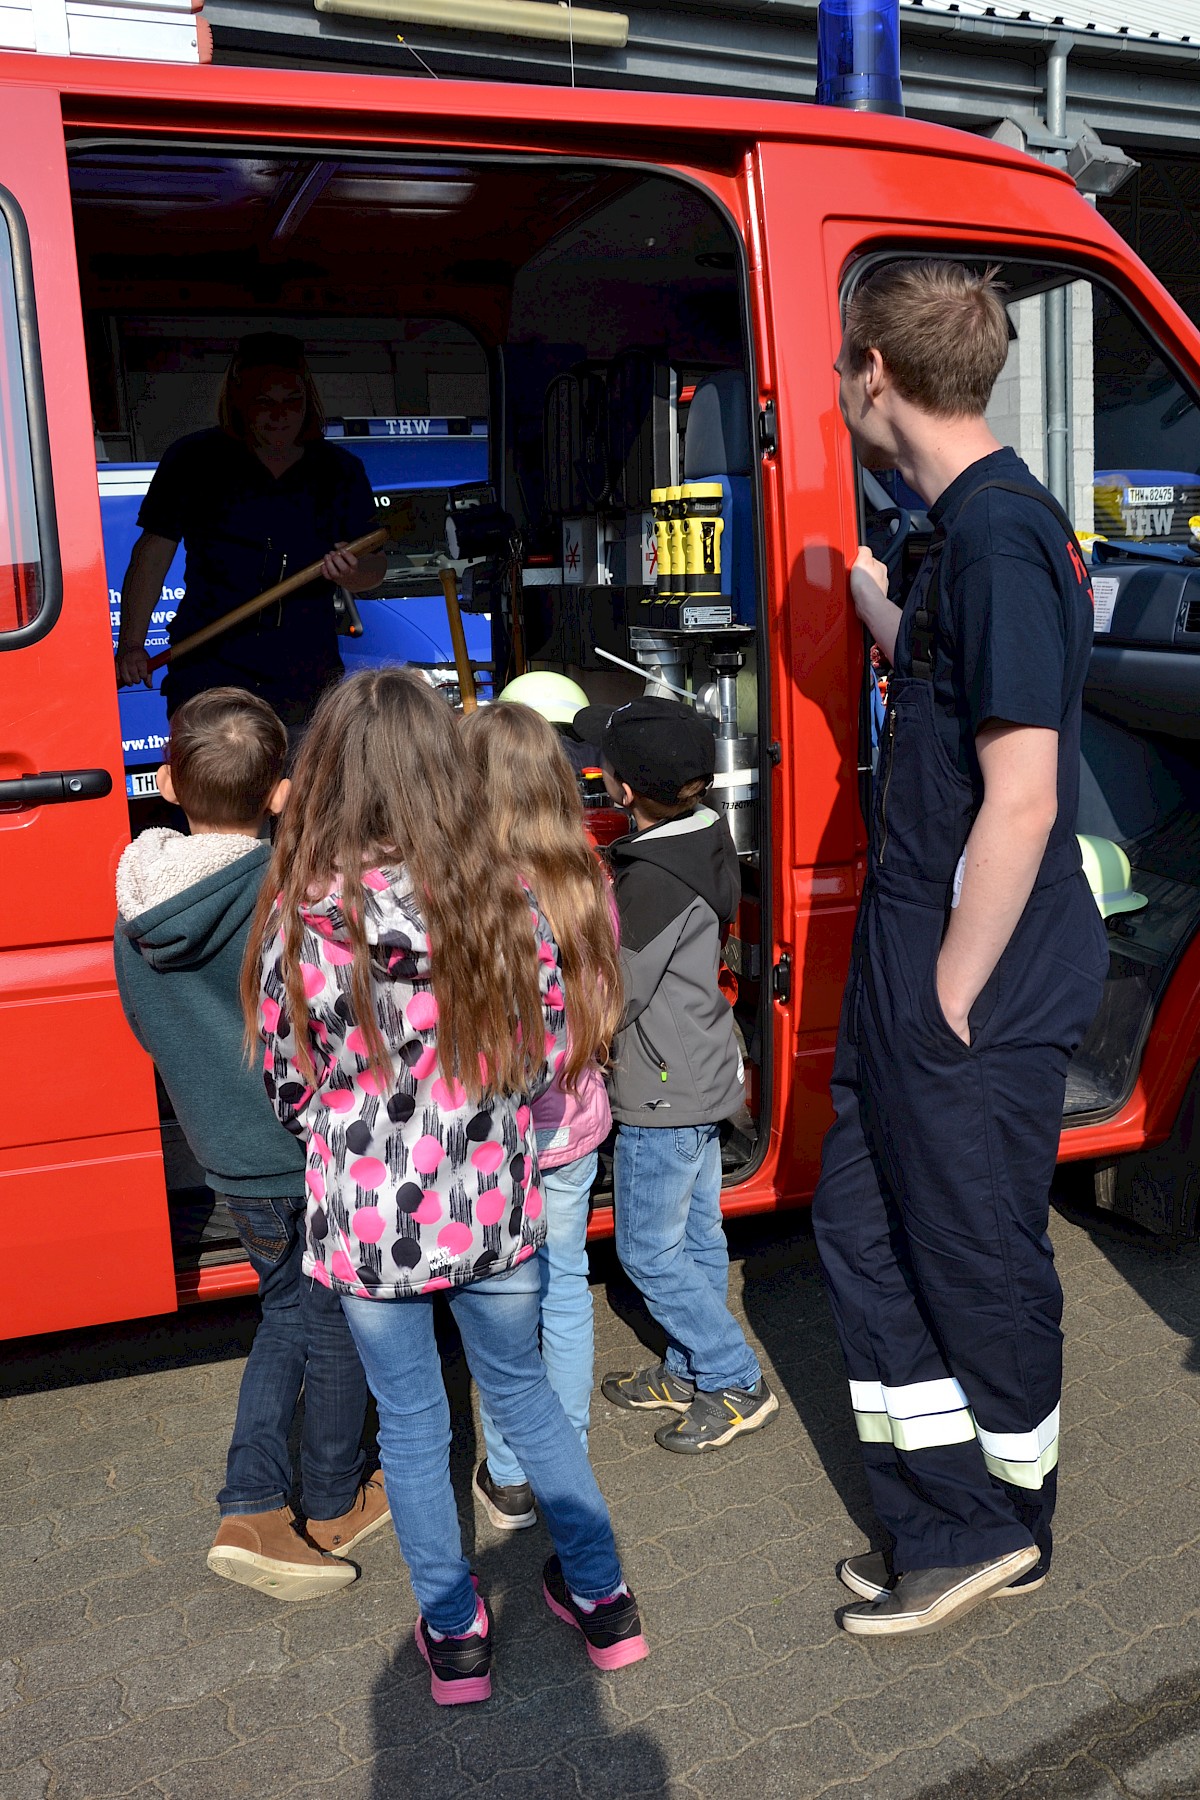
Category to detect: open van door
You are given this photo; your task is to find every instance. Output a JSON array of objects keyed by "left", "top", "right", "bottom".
[{"left": 0, "top": 83, "right": 174, "bottom": 1337}]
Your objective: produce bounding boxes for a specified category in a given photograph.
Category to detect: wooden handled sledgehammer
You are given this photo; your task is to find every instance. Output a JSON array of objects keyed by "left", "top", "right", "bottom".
[
  {"left": 439, "top": 565, "right": 478, "bottom": 714},
  {"left": 146, "top": 528, "right": 390, "bottom": 672}
]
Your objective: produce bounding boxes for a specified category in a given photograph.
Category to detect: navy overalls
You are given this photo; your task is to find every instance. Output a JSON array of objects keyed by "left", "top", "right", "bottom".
[{"left": 812, "top": 475, "right": 1109, "bottom": 1575}]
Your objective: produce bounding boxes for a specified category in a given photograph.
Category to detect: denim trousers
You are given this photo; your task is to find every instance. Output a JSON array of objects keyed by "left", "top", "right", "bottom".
[
  {"left": 479, "top": 1147, "right": 597, "bottom": 1488},
  {"left": 341, "top": 1253, "right": 623, "bottom": 1637},
  {"left": 613, "top": 1122, "right": 761, "bottom": 1393},
  {"left": 217, "top": 1194, "right": 367, "bottom": 1520}
]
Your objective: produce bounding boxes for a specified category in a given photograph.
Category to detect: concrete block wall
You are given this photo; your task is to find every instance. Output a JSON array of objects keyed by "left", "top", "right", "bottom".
[{"left": 985, "top": 282, "right": 1096, "bottom": 534}]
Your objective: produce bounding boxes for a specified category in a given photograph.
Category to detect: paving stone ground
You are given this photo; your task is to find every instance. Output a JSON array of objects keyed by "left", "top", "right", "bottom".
[{"left": 3, "top": 1206, "right": 1200, "bottom": 1799}]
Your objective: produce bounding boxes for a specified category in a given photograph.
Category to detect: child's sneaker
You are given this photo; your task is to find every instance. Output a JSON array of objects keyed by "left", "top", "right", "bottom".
[
  {"left": 206, "top": 1506, "right": 357, "bottom": 1602},
  {"left": 542, "top": 1555, "right": 648, "bottom": 1670},
  {"left": 473, "top": 1460, "right": 537, "bottom": 1531},
  {"left": 601, "top": 1361, "right": 695, "bottom": 1412},
  {"left": 654, "top": 1378, "right": 778, "bottom": 1453},
  {"left": 415, "top": 1593, "right": 493, "bottom": 1706},
  {"left": 305, "top": 1471, "right": 392, "bottom": 1558}
]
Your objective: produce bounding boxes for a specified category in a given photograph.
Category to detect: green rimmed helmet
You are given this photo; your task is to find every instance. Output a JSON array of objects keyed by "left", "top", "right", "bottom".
[
  {"left": 496, "top": 671, "right": 589, "bottom": 725},
  {"left": 1077, "top": 834, "right": 1148, "bottom": 920}
]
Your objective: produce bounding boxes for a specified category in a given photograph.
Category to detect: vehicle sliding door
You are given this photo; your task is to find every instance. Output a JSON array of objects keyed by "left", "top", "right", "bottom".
[{"left": 0, "top": 84, "right": 172, "bottom": 1338}]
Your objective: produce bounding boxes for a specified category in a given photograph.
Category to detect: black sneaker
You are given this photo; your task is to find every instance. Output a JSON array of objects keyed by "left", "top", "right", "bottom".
[
  {"left": 837, "top": 1550, "right": 895, "bottom": 1602},
  {"left": 473, "top": 1460, "right": 536, "bottom": 1532},
  {"left": 838, "top": 1549, "right": 1047, "bottom": 1602},
  {"left": 839, "top": 1547, "right": 1039, "bottom": 1637},
  {"left": 601, "top": 1361, "right": 695, "bottom": 1412},
  {"left": 415, "top": 1593, "right": 493, "bottom": 1704},
  {"left": 542, "top": 1555, "right": 648, "bottom": 1670},
  {"left": 654, "top": 1378, "right": 778, "bottom": 1453}
]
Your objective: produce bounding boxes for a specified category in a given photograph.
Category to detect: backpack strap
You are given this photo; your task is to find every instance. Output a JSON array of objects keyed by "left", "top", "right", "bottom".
[{"left": 908, "top": 478, "right": 1086, "bottom": 683}]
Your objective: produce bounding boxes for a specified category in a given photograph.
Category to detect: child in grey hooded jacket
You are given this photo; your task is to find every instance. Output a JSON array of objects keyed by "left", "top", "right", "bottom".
[{"left": 572, "top": 697, "right": 778, "bottom": 1457}]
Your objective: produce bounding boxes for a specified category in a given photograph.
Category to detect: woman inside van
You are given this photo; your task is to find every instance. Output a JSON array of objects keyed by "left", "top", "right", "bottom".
[{"left": 114, "top": 332, "right": 387, "bottom": 733}]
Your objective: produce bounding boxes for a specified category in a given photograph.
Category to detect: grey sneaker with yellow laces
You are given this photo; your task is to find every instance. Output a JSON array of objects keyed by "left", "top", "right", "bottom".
[
  {"left": 654, "top": 1378, "right": 778, "bottom": 1453},
  {"left": 602, "top": 1361, "right": 695, "bottom": 1413}
]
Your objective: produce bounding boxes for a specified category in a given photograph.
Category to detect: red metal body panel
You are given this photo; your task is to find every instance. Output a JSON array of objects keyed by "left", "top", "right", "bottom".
[
  {"left": 177, "top": 1262, "right": 261, "bottom": 1306},
  {"left": 0, "top": 53, "right": 1196, "bottom": 1335},
  {"left": 0, "top": 80, "right": 174, "bottom": 1339}
]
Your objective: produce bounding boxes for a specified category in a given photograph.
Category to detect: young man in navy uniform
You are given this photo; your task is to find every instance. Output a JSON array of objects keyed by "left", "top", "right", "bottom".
[{"left": 813, "top": 261, "right": 1109, "bottom": 1637}]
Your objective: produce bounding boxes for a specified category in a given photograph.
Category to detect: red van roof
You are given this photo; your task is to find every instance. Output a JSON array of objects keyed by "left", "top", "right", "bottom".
[{"left": 2, "top": 49, "right": 1073, "bottom": 187}]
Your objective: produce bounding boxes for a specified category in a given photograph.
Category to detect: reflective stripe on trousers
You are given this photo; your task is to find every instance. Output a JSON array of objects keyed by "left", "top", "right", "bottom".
[{"left": 849, "top": 1377, "right": 1060, "bottom": 1490}]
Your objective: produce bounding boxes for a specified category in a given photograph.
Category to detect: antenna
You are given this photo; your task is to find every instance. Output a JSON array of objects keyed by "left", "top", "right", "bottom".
[{"left": 396, "top": 33, "right": 438, "bottom": 77}]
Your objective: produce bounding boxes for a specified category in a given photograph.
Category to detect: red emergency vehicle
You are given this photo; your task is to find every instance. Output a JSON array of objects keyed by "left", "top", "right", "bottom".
[{"left": 3, "top": 52, "right": 1199, "bottom": 1339}]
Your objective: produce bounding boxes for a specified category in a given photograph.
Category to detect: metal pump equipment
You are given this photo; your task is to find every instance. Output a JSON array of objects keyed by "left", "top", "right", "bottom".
[
  {"left": 702, "top": 640, "right": 758, "bottom": 860},
  {"left": 624, "top": 624, "right": 759, "bottom": 861}
]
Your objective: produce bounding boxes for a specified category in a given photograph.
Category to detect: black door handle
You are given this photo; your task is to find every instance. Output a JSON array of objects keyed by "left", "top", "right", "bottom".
[{"left": 0, "top": 768, "right": 113, "bottom": 809}]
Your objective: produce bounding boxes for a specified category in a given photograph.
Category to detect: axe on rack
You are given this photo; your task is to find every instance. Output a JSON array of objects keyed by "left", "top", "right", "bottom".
[{"left": 146, "top": 527, "right": 389, "bottom": 673}]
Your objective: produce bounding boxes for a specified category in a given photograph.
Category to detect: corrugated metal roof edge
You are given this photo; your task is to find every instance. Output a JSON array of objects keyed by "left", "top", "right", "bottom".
[
  {"left": 922, "top": 17, "right": 1200, "bottom": 59},
  {"left": 904, "top": 1, "right": 1194, "bottom": 49},
  {"left": 705, "top": 0, "right": 1200, "bottom": 60}
]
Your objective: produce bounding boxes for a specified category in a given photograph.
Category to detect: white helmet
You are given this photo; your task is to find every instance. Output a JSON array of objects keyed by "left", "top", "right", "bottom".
[
  {"left": 496, "top": 671, "right": 589, "bottom": 725},
  {"left": 1077, "top": 835, "right": 1147, "bottom": 920}
]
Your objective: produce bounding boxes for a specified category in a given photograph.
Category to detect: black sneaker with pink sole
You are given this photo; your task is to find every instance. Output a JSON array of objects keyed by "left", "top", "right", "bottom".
[
  {"left": 542, "top": 1555, "right": 649, "bottom": 1670},
  {"left": 415, "top": 1592, "right": 493, "bottom": 1705}
]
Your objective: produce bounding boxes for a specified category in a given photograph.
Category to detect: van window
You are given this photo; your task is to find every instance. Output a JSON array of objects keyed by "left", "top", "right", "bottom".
[
  {"left": 855, "top": 260, "right": 1200, "bottom": 557},
  {"left": 0, "top": 193, "right": 54, "bottom": 645},
  {"left": 986, "top": 275, "right": 1200, "bottom": 555}
]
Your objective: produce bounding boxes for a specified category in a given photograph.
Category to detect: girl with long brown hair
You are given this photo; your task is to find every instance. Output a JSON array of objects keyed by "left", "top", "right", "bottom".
[
  {"left": 242, "top": 667, "right": 645, "bottom": 1705},
  {"left": 459, "top": 701, "right": 622, "bottom": 1532}
]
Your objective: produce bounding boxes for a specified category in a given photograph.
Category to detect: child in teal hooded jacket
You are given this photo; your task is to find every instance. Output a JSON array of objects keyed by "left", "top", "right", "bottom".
[{"left": 114, "top": 687, "right": 386, "bottom": 1602}]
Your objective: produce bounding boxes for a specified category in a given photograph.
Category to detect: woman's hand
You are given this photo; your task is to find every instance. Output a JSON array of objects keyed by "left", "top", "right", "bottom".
[
  {"left": 323, "top": 541, "right": 388, "bottom": 594},
  {"left": 115, "top": 643, "right": 152, "bottom": 688},
  {"left": 321, "top": 541, "right": 359, "bottom": 585}
]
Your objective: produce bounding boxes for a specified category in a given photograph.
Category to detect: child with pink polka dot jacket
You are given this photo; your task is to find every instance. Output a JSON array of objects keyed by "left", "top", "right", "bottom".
[{"left": 242, "top": 667, "right": 647, "bottom": 1706}]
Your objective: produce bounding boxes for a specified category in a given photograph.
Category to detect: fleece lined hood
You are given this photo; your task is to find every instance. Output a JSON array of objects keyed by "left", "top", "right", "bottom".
[
  {"left": 117, "top": 829, "right": 269, "bottom": 973},
  {"left": 609, "top": 806, "right": 739, "bottom": 953}
]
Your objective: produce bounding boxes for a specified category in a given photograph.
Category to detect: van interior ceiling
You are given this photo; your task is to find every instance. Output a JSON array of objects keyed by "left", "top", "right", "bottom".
[{"left": 69, "top": 144, "right": 767, "bottom": 1263}]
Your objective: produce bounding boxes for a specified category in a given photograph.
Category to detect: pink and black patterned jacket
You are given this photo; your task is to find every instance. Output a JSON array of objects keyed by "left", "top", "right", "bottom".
[{"left": 259, "top": 867, "right": 567, "bottom": 1300}]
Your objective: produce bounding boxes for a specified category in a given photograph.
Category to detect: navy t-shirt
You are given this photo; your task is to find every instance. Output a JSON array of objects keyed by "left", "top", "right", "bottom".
[
  {"left": 896, "top": 447, "right": 1095, "bottom": 860},
  {"left": 138, "top": 428, "right": 378, "bottom": 716}
]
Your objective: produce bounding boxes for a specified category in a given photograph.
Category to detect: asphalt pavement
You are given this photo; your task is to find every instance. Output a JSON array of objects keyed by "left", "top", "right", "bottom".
[{"left": 3, "top": 1205, "right": 1200, "bottom": 1799}]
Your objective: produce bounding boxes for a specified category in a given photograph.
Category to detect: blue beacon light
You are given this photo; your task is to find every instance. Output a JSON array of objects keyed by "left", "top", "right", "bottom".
[{"left": 816, "top": 0, "right": 905, "bottom": 116}]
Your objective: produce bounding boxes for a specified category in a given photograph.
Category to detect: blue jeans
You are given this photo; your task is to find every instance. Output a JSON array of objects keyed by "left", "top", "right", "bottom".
[
  {"left": 341, "top": 1254, "right": 623, "bottom": 1637},
  {"left": 479, "top": 1146, "right": 596, "bottom": 1488},
  {"left": 217, "top": 1195, "right": 367, "bottom": 1520},
  {"left": 614, "top": 1123, "right": 761, "bottom": 1394}
]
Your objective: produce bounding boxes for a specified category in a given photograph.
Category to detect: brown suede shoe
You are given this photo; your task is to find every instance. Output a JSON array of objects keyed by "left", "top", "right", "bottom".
[
  {"left": 207, "top": 1505, "right": 357, "bottom": 1602},
  {"left": 305, "top": 1471, "right": 392, "bottom": 1559}
]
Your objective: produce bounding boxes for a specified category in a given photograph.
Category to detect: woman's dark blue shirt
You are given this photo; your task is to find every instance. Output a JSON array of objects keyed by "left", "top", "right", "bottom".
[{"left": 138, "top": 428, "right": 378, "bottom": 718}]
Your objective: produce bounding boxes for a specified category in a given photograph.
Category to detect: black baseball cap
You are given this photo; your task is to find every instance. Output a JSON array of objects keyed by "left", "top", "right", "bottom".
[{"left": 572, "top": 697, "right": 715, "bottom": 805}]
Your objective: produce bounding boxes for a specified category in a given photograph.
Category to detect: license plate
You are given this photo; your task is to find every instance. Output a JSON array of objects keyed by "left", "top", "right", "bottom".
[
  {"left": 1124, "top": 486, "right": 1173, "bottom": 506},
  {"left": 126, "top": 769, "right": 160, "bottom": 799}
]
